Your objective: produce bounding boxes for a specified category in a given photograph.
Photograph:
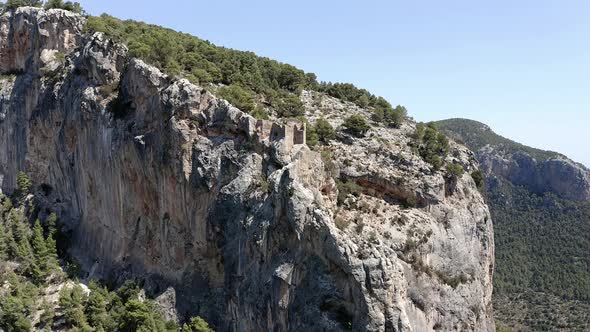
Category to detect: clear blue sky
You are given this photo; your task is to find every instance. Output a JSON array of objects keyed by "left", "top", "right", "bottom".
[{"left": 83, "top": 0, "right": 590, "bottom": 167}]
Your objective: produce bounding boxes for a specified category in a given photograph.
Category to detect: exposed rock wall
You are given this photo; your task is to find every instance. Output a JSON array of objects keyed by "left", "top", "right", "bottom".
[
  {"left": 436, "top": 119, "right": 590, "bottom": 202},
  {"left": 0, "top": 8, "right": 494, "bottom": 331},
  {"left": 477, "top": 147, "right": 590, "bottom": 201}
]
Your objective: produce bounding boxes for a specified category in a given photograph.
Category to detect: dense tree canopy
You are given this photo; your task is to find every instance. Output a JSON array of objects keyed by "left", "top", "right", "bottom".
[
  {"left": 2, "top": 0, "right": 43, "bottom": 9},
  {"left": 489, "top": 177, "right": 590, "bottom": 331},
  {"left": 0, "top": 0, "right": 83, "bottom": 13},
  {"left": 83, "top": 14, "right": 405, "bottom": 126},
  {"left": 44, "top": 0, "right": 83, "bottom": 13}
]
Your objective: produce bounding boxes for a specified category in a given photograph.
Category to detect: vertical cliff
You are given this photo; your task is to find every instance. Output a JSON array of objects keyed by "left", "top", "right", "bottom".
[{"left": 0, "top": 8, "right": 494, "bottom": 331}]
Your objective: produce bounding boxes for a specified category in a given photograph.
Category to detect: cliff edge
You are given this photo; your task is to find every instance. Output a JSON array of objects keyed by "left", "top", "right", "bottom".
[{"left": 0, "top": 8, "right": 494, "bottom": 331}]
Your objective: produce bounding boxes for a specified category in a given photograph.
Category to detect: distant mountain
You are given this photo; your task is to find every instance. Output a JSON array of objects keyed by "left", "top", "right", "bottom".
[
  {"left": 436, "top": 118, "right": 590, "bottom": 202},
  {"left": 435, "top": 118, "right": 590, "bottom": 331}
]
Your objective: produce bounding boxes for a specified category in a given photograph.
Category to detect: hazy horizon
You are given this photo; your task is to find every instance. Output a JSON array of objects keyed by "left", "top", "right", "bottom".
[{"left": 83, "top": 0, "right": 590, "bottom": 167}]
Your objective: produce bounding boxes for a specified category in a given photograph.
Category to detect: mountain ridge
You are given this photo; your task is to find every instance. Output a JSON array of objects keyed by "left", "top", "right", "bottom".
[
  {"left": 435, "top": 118, "right": 590, "bottom": 202},
  {"left": 0, "top": 7, "right": 495, "bottom": 331}
]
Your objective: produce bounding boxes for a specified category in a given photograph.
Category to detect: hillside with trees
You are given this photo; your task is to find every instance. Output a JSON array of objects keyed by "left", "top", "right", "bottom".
[
  {"left": 82, "top": 14, "right": 407, "bottom": 126},
  {"left": 0, "top": 172, "right": 214, "bottom": 331},
  {"left": 436, "top": 118, "right": 590, "bottom": 331}
]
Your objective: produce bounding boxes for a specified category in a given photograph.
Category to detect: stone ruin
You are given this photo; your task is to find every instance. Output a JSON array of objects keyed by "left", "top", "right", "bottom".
[{"left": 255, "top": 119, "right": 306, "bottom": 151}]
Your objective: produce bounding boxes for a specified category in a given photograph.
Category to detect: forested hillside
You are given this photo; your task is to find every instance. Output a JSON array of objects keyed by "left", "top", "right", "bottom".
[
  {"left": 83, "top": 14, "right": 406, "bottom": 126},
  {"left": 491, "top": 177, "right": 590, "bottom": 331},
  {"left": 435, "top": 118, "right": 563, "bottom": 162},
  {"left": 436, "top": 118, "right": 590, "bottom": 331}
]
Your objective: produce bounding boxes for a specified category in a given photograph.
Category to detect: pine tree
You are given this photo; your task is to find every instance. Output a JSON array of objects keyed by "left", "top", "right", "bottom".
[
  {"left": 39, "top": 299, "right": 55, "bottom": 328},
  {"left": 45, "top": 232, "right": 59, "bottom": 270},
  {"left": 46, "top": 212, "right": 58, "bottom": 237},
  {"left": 182, "top": 316, "right": 214, "bottom": 332},
  {"left": 59, "top": 284, "right": 91, "bottom": 330},
  {"left": 0, "top": 296, "right": 32, "bottom": 332},
  {"left": 85, "top": 280, "right": 110, "bottom": 329},
  {"left": 15, "top": 171, "right": 32, "bottom": 198},
  {"left": 0, "top": 193, "right": 12, "bottom": 215},
  {"left": 0, "top": 220, "right": 8, "bottom": 260},
  {"left": 0, "top": 272, "right": 39, "bottom": 332},
  {"left": 9, "top": 210, "right": 33, "bottom": 262},
  {"left": 31, "top": 219, "right": 47, "bottom": 258},
  {"left": 31, "top": 219, "right": 49, "bottom": 282}
]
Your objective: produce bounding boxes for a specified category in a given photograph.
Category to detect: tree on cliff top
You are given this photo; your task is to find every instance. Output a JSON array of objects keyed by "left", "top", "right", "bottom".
[
  {"left": 3, "top": 0, "right": 42, "bottom": 10},
  {"left": 0, "top": 0, "right": 83, "bottom": 13},
  {"left": 44, "top": 0, "right": 84, "bottom": 13}
]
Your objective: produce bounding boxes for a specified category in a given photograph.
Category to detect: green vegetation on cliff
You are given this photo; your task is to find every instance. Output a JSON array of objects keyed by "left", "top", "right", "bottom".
[
  {"left": 435, "top": 118, "right": 562, "bottom": 161},
  {"left": 83, "top": 14, "right": 406, "bottom": 126},
  {"left": 0, "top": 0, "right": 83, "bottom": 12},
  {"left": 411, "top": 123, "right": 450, "bottom": 170},
  {"left": 0, "top": 173, "right": 214, "bottom": 331}
]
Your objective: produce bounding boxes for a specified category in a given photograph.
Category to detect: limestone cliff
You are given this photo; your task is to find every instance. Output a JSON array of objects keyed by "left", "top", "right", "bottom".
[
  {"left": 0, "top": 8, "right": 494, "bottom": 331},
  {"left": 436, "top": 118, "right": 590, "bottom": 202}
]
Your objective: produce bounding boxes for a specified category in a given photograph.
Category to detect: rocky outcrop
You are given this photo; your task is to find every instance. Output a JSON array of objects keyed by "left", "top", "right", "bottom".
[
  {"left": 436, "top": 119, "right": 590, "bottom": 202},
  {"left": 477, "top": 147, "right": 590, "bottom": 201},
  {"left": 0, "top": 8, "right": 495, "bottom": 331}
]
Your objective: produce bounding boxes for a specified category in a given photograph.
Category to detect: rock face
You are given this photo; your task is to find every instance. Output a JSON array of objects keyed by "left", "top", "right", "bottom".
[
  {"left": 477, "top": 148, "right": 590, "bottom": 202},
  {"left": 436, "top": 119, "right": 590, "bottom": 202},
  {"left": 0, "top": 8, "right": 495, "bottom": 332}
]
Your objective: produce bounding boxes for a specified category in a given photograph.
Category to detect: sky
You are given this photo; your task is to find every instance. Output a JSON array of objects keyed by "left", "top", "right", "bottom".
[{"left": 83, "top": 0, "right": 590, "bottom": 167}]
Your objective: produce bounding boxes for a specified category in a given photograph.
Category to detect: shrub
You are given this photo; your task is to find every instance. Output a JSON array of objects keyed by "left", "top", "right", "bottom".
[
  {"left": 250, "top": 105, "right": 269, "bottom": 120},
  {"left": 386, "top": 105, "right": 407, "bottom": 128},
  {"left": 4, "top": 0, "right": 42, "bottom": 10},
  {"left": 355, "top": 220, "right": 365, "bottom": 234},
  {"left": 306, "top": 125, "right": 319, "bottom": 148},
  {"left": 82, "top": 14, "right": 407, "bottom": 127},
  {"left": 471, "top": 169, "right": 485, "bottom": 190},
  {"left": 368, "top": 231, "right": 378, "bottom": 243},
  {"left": 274, "top": 92, "right": 304, "bottom": 118},
  {"left": 446, "top": 163, "right": 464, "bottom": 180},
  {"left": 413, "top": 123, "right": 449, "bottom": 170},
  {"left": 98, "top": 83, "right": 119, "bottom": 98},
  {"left": 334, "top": 217, "right": 350, "bottom": 230},
  {"left": 314, "top": 118, "right": 335, "bottom": 143},
  {"left": 336, "top": 179, "right": 362, "bottom": 206},
  {"left": 44, "top": 0, "right": 83, "bottom": 13},
  {"left": 320, "top": 149, "right": 337, "bottom": 176},
  {"left": 219, "top": 84, "right": 255, "bottom": 113},
  {"left": 316, "top": 83, "right": 399, "bottom": 126},
  {"left": 374, "top": 104, "right": 407, "bottom": 128},
  {"left": 84, "top": 14, "right": 311, "bottom": 118},
  {"left": 343, "top": 114, "right": 370, "bottom": 137},
  {"left": 182, "top": 316, "right": 214, "bottom": 332},
  {"left": 404, "top": 195, "right": 418, "bottom": 209}
]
